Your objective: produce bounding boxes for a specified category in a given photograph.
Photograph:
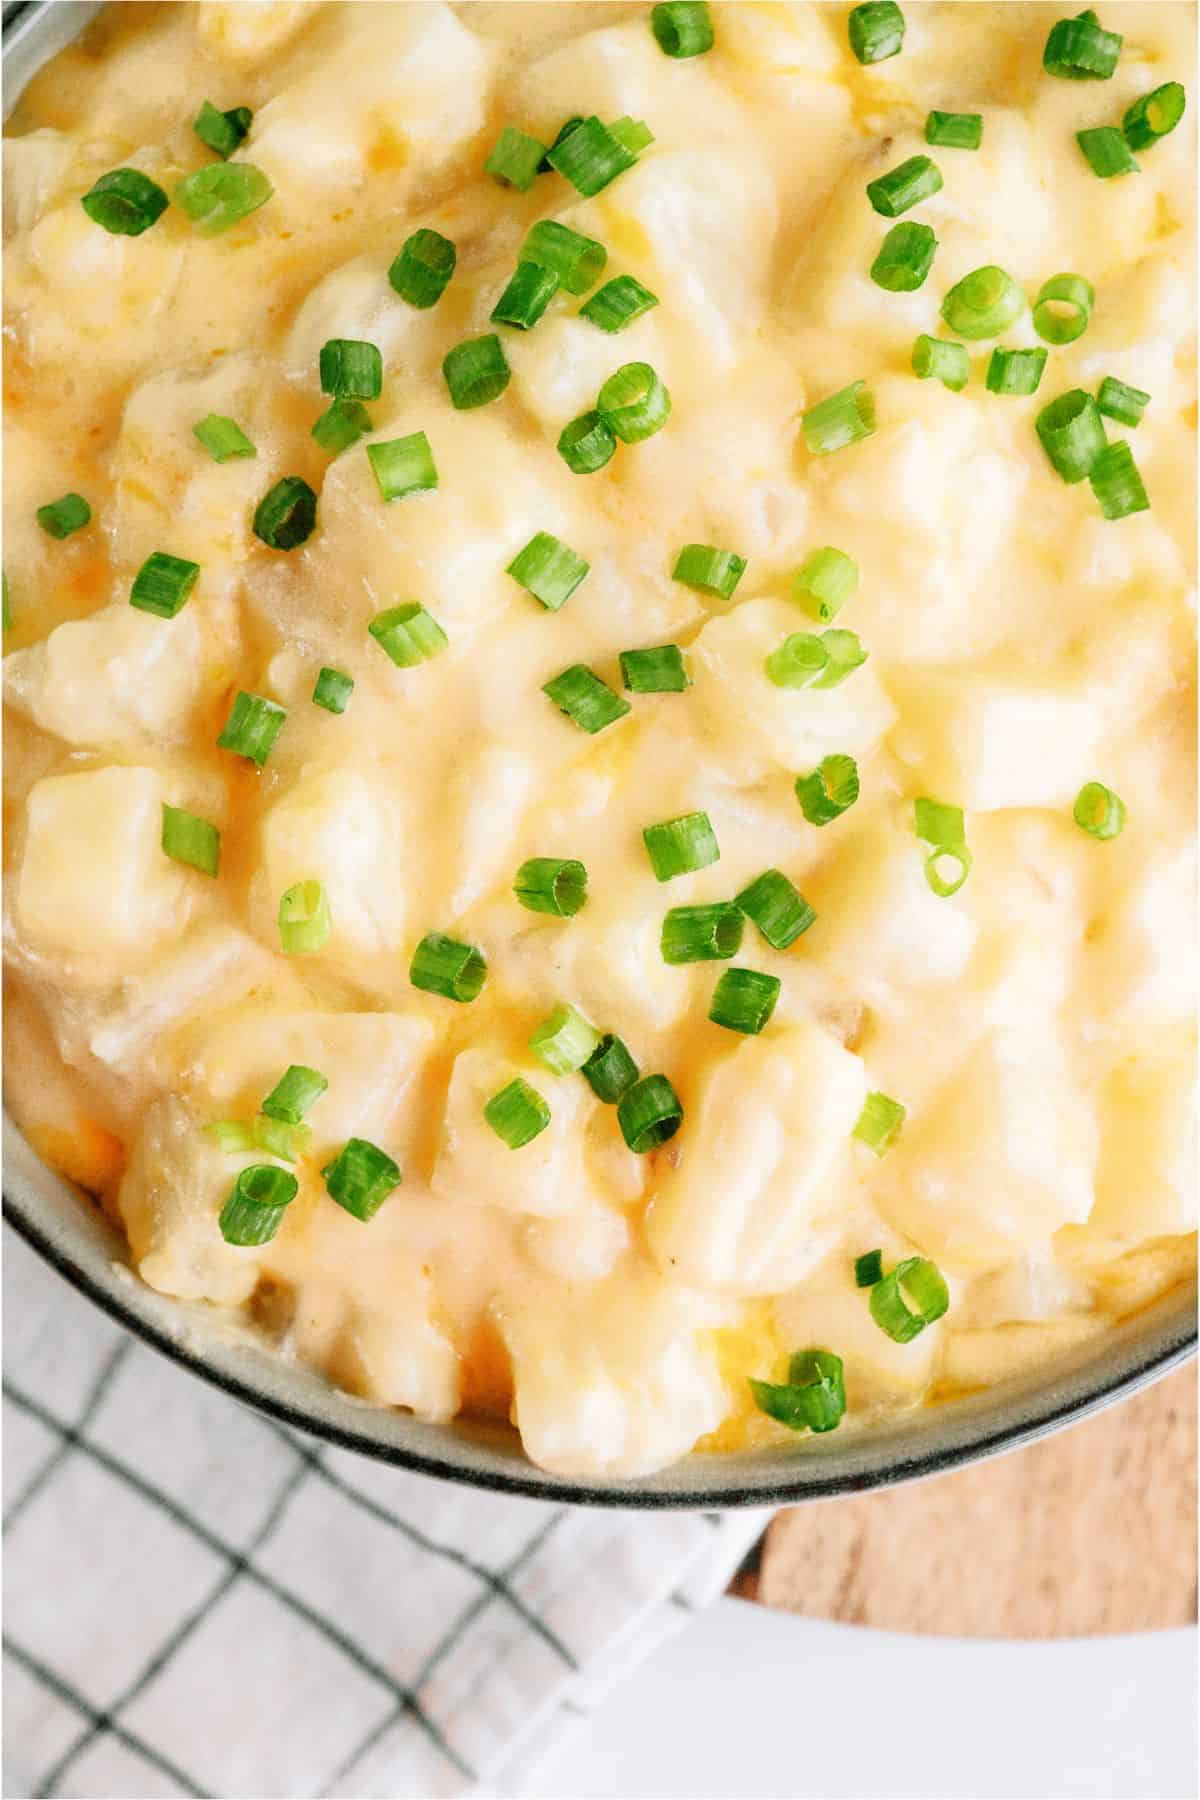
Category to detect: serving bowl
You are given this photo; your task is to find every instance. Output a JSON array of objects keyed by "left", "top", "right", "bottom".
[{"left": 3, "top": 0, "right": 1195, "bottom": 1507}]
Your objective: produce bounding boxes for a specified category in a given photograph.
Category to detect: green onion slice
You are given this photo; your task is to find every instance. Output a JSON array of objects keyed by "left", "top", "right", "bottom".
[
  {"left": 792, "top": 547, "right": 858, "bottom": 622},
  {"left": 193, "top": 100, "right": 252, "bottom": 159},
  {"left": 507, "top": 532, "right": 589, "bottom": 610},
  {"left": 520, "top": 219, "right": 607, "bottom": 295},
  {"left": 389, "top": 228, "right": 456, "bottom": 308},
  {"left": 262, "top": 1064, "right": 328, "bottom": 1125},
  {"left": 492, "top": 261, "right": 560, "bottom": 331},
  {"left": 322, "top": 1137, "right": 401, "bottom": 1221},
  {"left": 643, "top": 810, "right": 720, "bottom": 882},
  {"left": 709, "top": 966, "right": 781, "bottom": 1035},
  {"left": 252, "top": 1115, "right": 311, "bottom": 1163},
  {"left": 312, "top": 399, "right": 371, "bottom": 456},
  {"left": 81, "top": 168, "right": 168, "bottom": 236},
  {"left": 1076, "top": 126, "right": 1138, "bottom": 178},
  {"left": 911, "top": 334, "right": 970, "bottom": 391},
  {"left": 278, "top": 880, "right": 332, "bottom": 955},
  {"left": 193, "top": 414, "right": 256, "bottom": 462},
  {"left": 867, "top": 154, "right": 943, "bottom": 218},
  {"left": 557, "top": 410, "right": 617, "bottom": 474},
  {"left": 925, "top": 110, "right": 982, "bottom": 149},
  {"left": 765, "top": 632, "right": 827, "bottom": 689},
  {"left": 871, "top": 221, "right": 937, "bottom": 292},
  {"left": 219, "top": 1164, "right": 298, "bottom": 1247},
  {"left": 854, "top": 1091, "right": 906, "bottom": 1155},
  {"left": 253, "top": 476, "right": 317, "bottom": 549},
  {"left": 217, "top": 690, "right": 286, "bottom": 765},
  {"left": 443, "top": 334, "right": 511, "bottom": 410},
  {"left": 661, "top": 902, "right": 743, "bottom": 965},
  {"left": 986, "top": 346, "right": 1048, "bottom": 396},
  {"left": 581, "top": 1033, "right": 639, "bottom": 1103},
  {"left": 37, "top": 494, "right": 91, "bottom": 540},
  {"left": 735, "top": 869, "right": 815, "bottom": 949},
  {"left": 672, "top": 543, "right": 746, "bottom": 600},
  {"left": 547, "top": 116, "right": 637, "bottom": 196},
  {"left": 369, "top": 602, "right": 448, "bottom": 668},
  {"left": 802, "top": 381, "right": 876, "bottom": 455},
  {"left": 579, "top": 274, "right": 659, "bottom": 332},
  {"left": 513, "top": 857, "right": 588, "bottom": 917},
  {"left": 367, "top": 431, "right": 438, "bottom": 501},
  {"left": 206, "top": 1121, "right": 257, "bottom": 1154},
  {"left": 129, "top": 552, "right": 199, "bottom": 618},
  {"left": 1043, "top": 9, "right": 1122, "bottom": 80},
  {"left": 813, "top": 628, "right": 867, "bottom": 689},
  {"left": 914, "top": 796, "right": 971, "bottom": 897},
  {"left": 319, "top": 338, "right": 382, "bottom": 400},
  {"left": 543, "top": 664, "right": 630, "bottom": 733},
  {"left": 161, "top": 803, "right": 220, "bottom": 877},
  {"left": 651, "top": 1, "right": 714, "bottom": 57},
  {"left": 618, "top": 1073, "right": 683, "bottom": 1152},
  {"left": 597, "top": 361, "right": 671, "bottom": 442},
  {"left": 485, "top": 1078, "right": 551, "bottom": 1149},
  {"left": 940, "top": 265, "right": 1026, "bottom": 339},
  {"left": 540, "top": 117, "right": 585, "bottom": 172},
  {"left": 795, "top": 754, "right": 859, "bottom": 826},
  {"left": 529, "top": 1003, "right": 602, "bottom": 1074},
  {"left": 1073, "top": 780, "right": 1126, "bottom": 839},
  {"left": 1090, "top": 439, "right": 1149, "bottom": 520},
  {"left": 485, "top": 126, "right": 547, "bottom": 192},
  {"left": 869, "top": 1257, "right": 949, "bottom": 1342},
  {"left": 1032, "top": 272, "right": 1094, "bottom": 345},
  {"left": 855, "top": 1249, "right": 884, "bottom": 1288},
  {"left": 175, "top": 162, "right": 272, "bottom": 234},
  {"left": 312, "top": 666, "right": 353, "bottom": 714},
  {"left": 750, "top": 1349, "right": 846, "bottom": 1433},
  {"left": 848, "top": 1, "right": 905, "bottom": 64},
  {"left": 620, "top": 644, "right": 690, "bottom": 693},
  {"left": 1036, "top": 388, "right": 1106, "bottom": 483},
  {"left": 1097, "top": 376, "right": 1149, "bottom": 427},
  {"left": 410, "top": 931, "right": 487, "bottom": 1002},
  {"left": 1123, "top": 81, "right": 1186, "bottom": 151}
]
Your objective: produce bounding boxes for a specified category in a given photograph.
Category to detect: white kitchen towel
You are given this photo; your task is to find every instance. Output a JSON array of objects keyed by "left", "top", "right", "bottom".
[{"left": 3, "top": 1228, "right": 769, "bottom": 1800}]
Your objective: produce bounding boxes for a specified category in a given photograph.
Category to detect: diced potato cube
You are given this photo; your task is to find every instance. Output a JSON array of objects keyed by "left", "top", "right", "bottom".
[
  {"left": 3, "top": 602, "right": 203, "bottom": 751},
  {"left": 431, "top": 1046, "right": 596, "bottom": 1219},
  {"left": 774, "top": 1280, "right": 943, "bottom": 1408},
  {"left": 254, "top": 766, "right": 406, "bottom": 956},
  {"left": 1090, "top": 1030, "right": 1197, "bottom": 1239}
]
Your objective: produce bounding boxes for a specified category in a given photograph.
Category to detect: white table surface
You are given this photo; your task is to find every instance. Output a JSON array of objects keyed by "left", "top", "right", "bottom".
[{"left": 523, "top": 1596, "right": 1198, "bottom": 1800}]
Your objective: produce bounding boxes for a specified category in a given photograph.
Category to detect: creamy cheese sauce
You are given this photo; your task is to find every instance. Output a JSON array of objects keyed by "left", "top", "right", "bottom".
[{"left": 3, "top": 0, "right": 1195, "bottom": 1478}]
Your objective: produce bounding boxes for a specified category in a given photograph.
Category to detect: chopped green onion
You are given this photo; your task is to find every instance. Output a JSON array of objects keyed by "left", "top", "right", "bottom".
[
  {"left": 618, "top": 1073, "right": 683, "bottom": 1152},
  {"left": 871, "top": 221, "right": 937, "bottom": 292},
  {"left": 597, "top": 361, "right": 671, "bottom": 442},
  {"left": 750, "top": 1348, "right": 846, "bottom": 1433},
  {"left": 854, "top": 1091, "right": 906, "bottom": 1155},
  {"left": 410, "top": 931, "right": 487, "bottom": 1002},
  {"left": 643, "top": 810, "right": 720, "bottom": 882},
  {"left": 491, "top": 261, "right": 560, "bottom": 331},
  {"left": 529, "top": 1003, "right": 601, "bottom": 1074},
  {"left": 252, "top": 1115, "right": 311, "bottom": 1163},
  {"left": 672, "top": 543, "right": 746, "bottom": 600},
  {"left": 1043, "top": 9, "right": 1122, "bottom": 80},
  {"left": 802, "top": 381, "right": 876, "bottom": 455},
  {"left": 911, "top": 334, "right": 970, "bottom": 391},
  {"left": 485, "top": 126, "right": 547, "bottom": 192},
  {"left": 792, "top": 547, "right": 858, "bottom": 622},
  {"left": 322, "top": 1137, "right": 401, "bottom": 1221},
  {"left": 579, "top": 273, "right": 660, "bottom": 332},
  {"left": 867, "top": 154, "right": 943, "bottom": 218},
  {"left": 735, "top": 869, "right": 815, "bottom": 949},
  {"left": 205, "top": 1121, "right": 257, "bottom": 1154},
  {"left": 520, "top": 219, "right": 607, "bottom": 295},
  {"left": 507, "top": 532, "right": 589, "bottom": 610},
  {"left": 81, "top": 168, "right": 167, "bottom": 236},
  {"left": 547, "top": 115, "right": 637, "bottom": 197},
  {"left": 581, "top": 1033, "right": 639, "bottom": 1103},
  {"left": 1036, "top": 388, "right": 1106, "bottom": 483},
  {"left": 311, "top": 665, "right": 353, "bottom": 714},
  {"left": 193, "top": 100, "right": 252, "bottom": 159},
  {"left": 262, "top": 1064, "right": 328, "bottom": 1125},
  {"left": 869, "top": 1257, "right": 949, "bottom": 1342},
  {"left": 986, "top": 346, "right": 1048, "bottom": 396},
  {"left": 161, "top": 803, "right": 220, "bottom": 877},
  {"left": 175, "top": 162, "right": 272, "bottom": 234},
  {"left": 661, "top": 902, "right": 743, "bottom": 964},
  {"left": 485, "top": 1078, "right": 551, "bottom": 1149},
  {"left": 278, "top": 880, "right": 332, "bottom": 954},
  {"left": 369, "top": 602, "right": 448, "bottom": 668},
  {"left": 36, "top": 494, "right": 91, "bottom": 540},
  {"left": 319, "top": 338, "right": 382, "bottom": 401},
  {"left": 217, "top": 690, "right": 286, "bottom": 765},
  {"left": 925, "top": 110, "right": 982, "bottom": 150},
  {"left": 1073, "top": 780, "right": 1126, "bottom": 839},
  {"left": 219, "top": 1163, "right": 298, "bottom": 1247},
  {"left": 765, "top": 632, "right": 827, "bottom": 689},
  {"left": 848, "top": 1, "right": 905, "bottom": 64},
  {"left": 543, "top": 663, "right": 630, "bottom": 732},
  {"left": 557, "top": 410, "right": 617, "bottom": 474},
  {"left": 253, "top": 476, "right": 317, "bottom": 549},
  {"left": 1123, "top": 81, "right": 1186, "bottom": 151},
  {"left": 367, "top": 431, "right": 438, "bottom": 501},
  {"left": 540, "top": 117, "right": 585, "bottom": 171},
  {"left": 855, "top": 1249, "right": 884, "bottom": 1288},
  {"left": 1032, "top": 272, "right": 1094, "bottom": 345},
  {"left": 1097, "top": 376, "right": 1149, "bottom": 427},
  {"left": 914, "top": 796, "right": 971, "bottom": 897},
  {"left": 795, "top": 754, "right": 859, "bottom": 826},
  {"left": 443, "top": 334, "right": 511, "bottom": 410},
  {"left": 609, "top": 117, "right": 655, "bottom": 157},
  {"left": 940, "top": 264, "right": 1026, "bottom": 339},
  {"left": 129, "top": 551, "right": 199, "bottom": 618},
  {"left": 813, "top": 628, "right": 867, "bottom": 689},
  {"left": 1090, "top": 440, "right": 1149, "bottom": 520},
  {"left": 620, "top": 644, "right": 690, "bottom": 692},
  {"left": 651, "top": 1, "right": 714, "bottom": 57},
  {"left": 389, "top": 228, "right": 456, "bottom": 308},
  {"left": 709, "top": 966, "right": 780, "bottom": 1035},
  {"left": 193, "top": 414, "right": 256, "bottom": 462},
  {"left": 1076, "top": 126, "right": 1138, "bottom": 178},
  {"left": 311, "top": 399, "right": 371, "bottom": 456},
  {"left": 513, "top": 857, "right": 588, "bottom": 917}
]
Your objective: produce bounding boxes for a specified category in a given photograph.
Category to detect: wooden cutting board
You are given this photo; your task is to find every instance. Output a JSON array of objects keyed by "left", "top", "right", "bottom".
[{"left": 733, "top": 1364, "right": 1196, "bottom": 1637}]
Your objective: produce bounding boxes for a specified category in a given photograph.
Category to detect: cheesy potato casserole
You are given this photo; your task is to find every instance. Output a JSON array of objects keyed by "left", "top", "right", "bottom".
[{"left": 3, "top": 0, "right": 1195, "bottom": 1478}]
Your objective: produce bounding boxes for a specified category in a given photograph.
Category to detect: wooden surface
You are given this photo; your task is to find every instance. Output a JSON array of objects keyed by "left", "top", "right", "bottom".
[{"left": 735, "top": 1365, "right": 1197, "bottom": 1638}]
